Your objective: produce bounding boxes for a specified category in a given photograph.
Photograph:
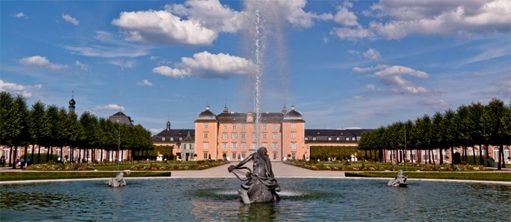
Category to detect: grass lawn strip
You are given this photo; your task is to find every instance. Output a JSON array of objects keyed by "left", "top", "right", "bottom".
[{"left": 345, "top": 171, "right": 511, "bottom": 181}]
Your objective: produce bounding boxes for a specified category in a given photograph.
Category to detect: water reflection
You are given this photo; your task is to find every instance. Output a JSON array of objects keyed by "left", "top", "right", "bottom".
[{"left": 0, "top": 179, "right": 509, "bottom": 221}]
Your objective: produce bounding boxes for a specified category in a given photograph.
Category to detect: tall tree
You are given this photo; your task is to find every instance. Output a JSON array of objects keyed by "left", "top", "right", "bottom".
[
  {"left": 29, "top": 102, "right": 51, "bottom": 163},
  {"left": 10, "top": 96, "right": 30, "bottom": 168},
  {"left": 0, "top": 92, "right": 14, "bottom": 166}
]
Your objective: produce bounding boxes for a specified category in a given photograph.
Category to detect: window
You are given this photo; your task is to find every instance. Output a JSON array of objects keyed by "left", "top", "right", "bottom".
[
  {"left": 346, "top": 137, "right": 350, "bottom": 141},
  {"left": 291, "top": 152, "right": 296, "bottom": 160},
  {"left": 241, "top": 143, "right": 246, "bottom": 150},
  {"left": 162, "top": 137, "right": 166, "bottom": 141},
  {"left": 262, "top": 143, "right": 268, "bottom": 149},
  {"left": 204, "top": 123, "right": 208, "bottom": 129},
  {"left": 305, "top": 137, "right": 308, "bottom": 141},
  {"left": 263, "top": 133, "right": 267, "bottom": 139},
  {"left": 336, "top": 137, "right": 340, "bottom": 141},
  {"left": 251, "top": 143, "right": 257, "bottom": 150},
  {"left": 291, "top": 123, "right": 296, "bottom": 129},
  {"left": 179, "top": 137, "right": 183, "bottom": 141},
  {"left": 290, "top": 143, "right": 297, "bottom": 151},
  {"left": 263, "top": 124, "right": 267, "bottom": 131},
  {"left": 232, "top": 152, "right": 237, "bottom": 159},
  {"left": 291, "top": 133, "right": 296, "bottom": 139},
  {"left": 273, "top": 151, "right": 278, "bottom": 160},
  {"left": 241, "top": 124, "right": 246, "bottom": 131},
  {"left": 312, "top": 137, "right": 316, "bottom": 141},
  {"left": 203, "top": 132, "right": 208, "bottom": 139},
  {"left": 252, "top": 133, "right": 257, "bottom": 139},
  {"left": 222, "top": 143, "right": 228, "bottom": 150},
  {"left": 170, "top": 137, "right": 174, "bottom": 141},
  {"left": 223, "top": 124, "right": 227, "bottom": 130},
  {"left": 231, "top": 133, "right": 238, "bottom": 139},
  {"left": 204, "top": 152, "right": 209, "bottom": 159},
  {"left": 241, "top": 133, "right": 246, "bottom": 139},
  {"left": 203, "top": 143, "right": 209, "bottom": 150},
  {"left": 242, "top": 152, "right": 246, "bottom": 159},
  {"left": 233, "top": 124, "right": 237, "bottom": 130},
  {"left": 272, "top": 133, "right": 279, "bottom": 139},
  {"left": 272, "top": 143, "right": 278, "bottom": 150},
  {"left": 223, "top": 133, "right": 228, "bottom": 139},
  {"left": 352, "top": 137, "right": 356, "bottom": 141},
  {"left": 233, "top": 143, "right": 238, "bottom": 150},
  {"left": 273, "top": 124, "right": 279, "bottom": 131}
]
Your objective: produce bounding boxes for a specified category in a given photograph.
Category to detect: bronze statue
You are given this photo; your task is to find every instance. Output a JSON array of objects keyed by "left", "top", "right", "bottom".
[{"left": 228, "top": 147, "right": 281, "bottom": 204}]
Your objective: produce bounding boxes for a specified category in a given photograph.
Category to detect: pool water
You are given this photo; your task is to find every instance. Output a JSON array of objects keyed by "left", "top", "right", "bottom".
[{"left": 1, "top": 178, "right": 510, "bottom": 221}]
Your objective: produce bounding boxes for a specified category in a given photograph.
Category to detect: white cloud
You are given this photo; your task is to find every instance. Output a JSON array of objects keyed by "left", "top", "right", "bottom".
[
  {"left": 95, "top": 31, "right": 114, "bottom": 41},
  {"left": 356, "top": 0, "right": 511, "bottom": 39},
  {"left": 153, "top": 51, "right": 257, "bottom": 79},
  {"left": 152, "top": 66, "right": 191, "bottom": 78},
  {"left": 165, "top": 0, "right": 244, "bottom": 33},
  {"left": 112, "top": 0, "right": 327, "bottom": 46},
  {"left": 62, "top": 13, "right": 79, "bottom": 25},
  {"left": 363, "top": 48, "right": 381, "bottom": 60},
  {"left": 354, "top": 64, "right": 430, "bottom": 95},
  {"left": 382, "top": 75, "right": 430, "bottom": 94},
  {"left": 14, "top": 12, "right": 28, "bottom": 19},
  {"left": 66, "top": 45, "right": 150, "bottom": 58},
  {"left": 374, "top": 65, "right": 429, "bottom": 78},
  {"left": 19, "top": 56, "right": 67, "bottom": 70},
  {"left": 75, "top": 60, "right": 88, "bottom": 71},
  {"left": 352, "top": 64, "right": 387, "bottom": 73},
  {"left": 334, "top": 6, "right": 359, "bottom": 26},
  {"left": 112, "top": 10, "right": 217, "bottom": 45},
  {"left": 137, "top": 79, "right": 153, "bottom": 87},
  {"left": 332, "top": 27, "right": 373, "bottom": 40},
  {"left": 107, "top": 59, "right": 136, "bottom": 69},
  {"left": 94, "top": 104, "right": 125, "bottom": 112},
  {"left": 0, "top": 80, "right": 41, "bottom": 98}
]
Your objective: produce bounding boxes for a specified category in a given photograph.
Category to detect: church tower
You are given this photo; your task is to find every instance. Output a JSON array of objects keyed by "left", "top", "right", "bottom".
[{"left": 69, "top": 92, "right": 76, "bottom": 114}]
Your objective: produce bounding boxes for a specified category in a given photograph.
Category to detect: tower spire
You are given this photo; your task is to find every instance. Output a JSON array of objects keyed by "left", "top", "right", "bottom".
[{"left": 68, "top": 90, "right": 76, "bottom": 113}]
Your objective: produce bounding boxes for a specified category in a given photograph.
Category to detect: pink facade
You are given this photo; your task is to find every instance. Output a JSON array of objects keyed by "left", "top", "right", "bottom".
[{"left": 194, "top": 105, "right": 306, "bottom": 161}]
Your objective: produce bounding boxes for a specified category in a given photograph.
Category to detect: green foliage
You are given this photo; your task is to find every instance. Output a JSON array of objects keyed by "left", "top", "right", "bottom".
[
  {"left": 0, "top": 92, "right": 154, "bottom": 163},
  {"left": 310, "top": 146, "right": 360, "bottom": 160},
  {"left": 25, "top": 160, "right": 228, "bottom": 171},
  {"left": 0, "top": 171, "right": 171, "bottom": 181}
]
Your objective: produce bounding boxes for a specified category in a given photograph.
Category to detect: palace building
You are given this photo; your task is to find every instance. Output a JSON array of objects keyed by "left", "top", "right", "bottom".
[{"left": 152, "top": 105, "right": 370, "bottom": 161}]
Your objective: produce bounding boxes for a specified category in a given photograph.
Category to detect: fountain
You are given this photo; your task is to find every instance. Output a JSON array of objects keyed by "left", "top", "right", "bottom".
[
  {"left": 228, "top": 147, "right": 281, "bottom": 204},
  {"left": 387, "top": 170, "right": 408, "bottom": 187},
  {"left": 106, "top": 171, "right": 127, "bottom": 187}
]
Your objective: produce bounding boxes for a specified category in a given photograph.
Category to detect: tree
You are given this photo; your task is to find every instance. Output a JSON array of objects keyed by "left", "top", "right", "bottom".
[
  {"left": 29, "top": 102, "right": 50, "bottom": 163},
  {"left": 487, "top": 99, "right": 510, "bottom": 170},
  {"left": 9, "top": 96, "right": 30, "bottom": 168},
  {"left": 432, "top": 112, "right": 445, "bottom": 164},
  {"left": 0, "top": 92, "right": 14, "bottom": 166}
]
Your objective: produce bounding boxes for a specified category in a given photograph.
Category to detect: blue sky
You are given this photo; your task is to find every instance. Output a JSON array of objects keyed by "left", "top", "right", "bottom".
[{"left": 1, "top": 0, "right": 510, "bottom": 134}]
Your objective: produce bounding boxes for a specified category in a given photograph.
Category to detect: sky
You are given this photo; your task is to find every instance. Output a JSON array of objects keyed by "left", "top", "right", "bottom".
[{"left": 1, "top": 0, "right": 510, "bottom": 134}]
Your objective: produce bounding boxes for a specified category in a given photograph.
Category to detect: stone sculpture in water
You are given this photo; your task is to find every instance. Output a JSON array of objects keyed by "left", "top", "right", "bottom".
[
  {"left": 228, "top": 147, "right": 281, "bottom": 204},
  {"left": 107, "top": 171, "right": 127, "bottom": 187},
  {"left": 387, "top": 170, "right": 408, "bottom": 187}
]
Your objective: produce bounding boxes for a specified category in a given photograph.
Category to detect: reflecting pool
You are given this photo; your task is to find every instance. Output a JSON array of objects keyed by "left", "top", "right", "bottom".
[{"left": 1, "top": 178, "right": 510, "bottom": 221}]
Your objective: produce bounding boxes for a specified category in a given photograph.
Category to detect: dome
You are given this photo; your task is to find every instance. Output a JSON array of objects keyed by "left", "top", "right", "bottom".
[
  {"left": 283, "top": 105, "right": 304, "bottom": 121},
  {"left": 197, "top": 106, "right": 217, "bottom": 121}
]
